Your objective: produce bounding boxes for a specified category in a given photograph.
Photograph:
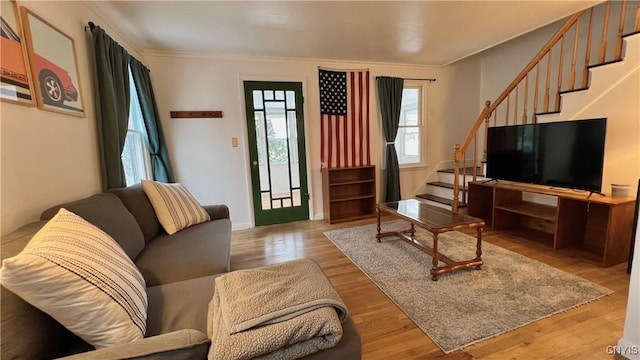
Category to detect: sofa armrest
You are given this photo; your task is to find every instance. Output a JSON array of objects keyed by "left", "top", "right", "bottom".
[
  {"left": 203, "top": 204, "right": 230, "bottom": 221},
  {"left": 60, "top": 329, "right": 210, "bottom": 360}
]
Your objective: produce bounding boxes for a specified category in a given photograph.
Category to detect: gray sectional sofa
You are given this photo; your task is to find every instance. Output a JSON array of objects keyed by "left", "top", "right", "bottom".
[{"left": 1, "top": 184, "right": 361, "bottom": 359}]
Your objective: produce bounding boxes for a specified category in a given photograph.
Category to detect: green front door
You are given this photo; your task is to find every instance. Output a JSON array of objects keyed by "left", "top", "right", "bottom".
[{"left": 244, "top": 81, "right": 309, "bottom": 226}]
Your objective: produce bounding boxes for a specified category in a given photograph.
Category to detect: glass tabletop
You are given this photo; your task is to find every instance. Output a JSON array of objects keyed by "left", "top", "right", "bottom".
[{"left": 378, "top": 199, "right": 484, "bottom": 229}]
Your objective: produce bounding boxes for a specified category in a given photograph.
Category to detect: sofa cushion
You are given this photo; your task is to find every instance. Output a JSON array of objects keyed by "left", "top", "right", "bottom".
[
  {"left": 146, "top": 274, "right": 220, "bottom": 336},
  {"left": 135, "top": 218, "right": 231, "bottom": 286},
  {"left": 41, "top": 193, "right": 145, "bottom": 260},
  {"left": 1, "top": 221, "right": 84, "bottom": 360},
  {"left": 141, "top": 180, "right": 210, "bottom": 235},
  {"left": 1, "top": 209, "right": 148, "bottom": 349},
  {"left": 109, "top": 184, "right": 162, "bottom": 242}
]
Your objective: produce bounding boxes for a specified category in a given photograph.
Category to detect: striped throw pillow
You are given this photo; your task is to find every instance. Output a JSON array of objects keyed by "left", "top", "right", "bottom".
[
  {"left": 141, "top": 180, "right": 210, "bottom": 235},
  {"left": 0, "top": 208, "right": 147, "bottom": 348}
]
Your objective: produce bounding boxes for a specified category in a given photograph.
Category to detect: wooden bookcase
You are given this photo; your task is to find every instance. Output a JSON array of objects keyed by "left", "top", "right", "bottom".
[
  {"left": 468, "top": 181, "right": 636, "bottom": 267},
  {"left": 322, "top": 166, "right": 376, "bottom": 224}
]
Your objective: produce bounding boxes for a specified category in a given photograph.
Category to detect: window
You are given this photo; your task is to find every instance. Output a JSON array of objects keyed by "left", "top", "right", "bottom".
[
  {"left": 121, "top": 68, "right": 152, "bottom": 186},
  {"left": 396, "top": 84, "right": 425, "bottom": 166}
]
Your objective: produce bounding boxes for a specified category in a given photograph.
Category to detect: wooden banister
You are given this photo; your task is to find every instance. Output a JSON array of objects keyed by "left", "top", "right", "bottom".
[{"left": 451, "top": 1, "right": 637, "bottom": 213}]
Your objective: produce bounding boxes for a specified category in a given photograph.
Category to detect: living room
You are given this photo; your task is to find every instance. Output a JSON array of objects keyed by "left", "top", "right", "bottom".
[{"left": 2, "top": 1, "right": 639, "bottom": 359}]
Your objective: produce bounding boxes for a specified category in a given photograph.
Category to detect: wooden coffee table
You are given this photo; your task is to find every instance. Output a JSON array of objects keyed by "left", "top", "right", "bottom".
[{"left": 376, "top": 199, "right": 485, "bottom": 281}]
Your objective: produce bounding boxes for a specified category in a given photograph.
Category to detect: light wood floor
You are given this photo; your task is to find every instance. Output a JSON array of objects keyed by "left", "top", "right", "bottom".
[{"left": 230, "top": 216, "right": 631, "bottom": 360}]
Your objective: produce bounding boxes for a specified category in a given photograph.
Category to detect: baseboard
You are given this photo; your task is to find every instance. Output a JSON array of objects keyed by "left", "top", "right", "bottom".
[
  {"left": 313, "top": 213, "right": 325, "bottom": 221},
  {"left": 232, "top": 222, "right": 251, "bottom": 231}
]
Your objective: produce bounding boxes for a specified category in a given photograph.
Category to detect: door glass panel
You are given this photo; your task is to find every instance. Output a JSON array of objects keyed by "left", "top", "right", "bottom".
[
  {"left": 271, "top": 199, "right": 281, "bottom": 209},
  {"left": 288, "top": 110, "right": 300, "bottom": 188},
  {"left": 264, "top": 90, "right": 274, "bottom": 100},
  {"left": 275, "top": 90, "right": 285, "bottom": 100},
  {"left": 252, "top": 91, "right": 264, "bottom": 110},
  {"left": 261, "top": 193, "right": 271, "bottom": 210},
  {"left": 292, "top": 189, "right": 301, "bottom": 206},
  {"left": 286, "top": 91, "right": 296, "bottom": 109},
  {"left": 254, "top": 111, "right": 270, "bottom": 194},
  {"left": 265, "top": 100, "right": 291, "bottom": 207}
]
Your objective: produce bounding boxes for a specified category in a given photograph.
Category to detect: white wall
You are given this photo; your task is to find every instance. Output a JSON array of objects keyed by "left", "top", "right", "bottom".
[
  {"left": 1, "top": 1, "right": 146, "bottom": 235},
  {"left": 143, "top": 52, "right": 481, "bottom": 229}
]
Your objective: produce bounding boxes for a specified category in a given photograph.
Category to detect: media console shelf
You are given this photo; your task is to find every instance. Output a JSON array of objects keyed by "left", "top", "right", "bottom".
[{"left": 468, "top": 181, "right": 636, "bottom": 267}]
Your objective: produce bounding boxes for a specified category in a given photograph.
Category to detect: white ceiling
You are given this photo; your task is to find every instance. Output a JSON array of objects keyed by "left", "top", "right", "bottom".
[{"left": 93, "top": 1, "right": 602, "bottom": 66}]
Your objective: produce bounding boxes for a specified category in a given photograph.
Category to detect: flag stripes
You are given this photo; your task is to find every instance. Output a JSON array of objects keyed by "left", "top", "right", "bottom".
[{"left": 319, "top": 68, "right": 370, "bottom": 169}]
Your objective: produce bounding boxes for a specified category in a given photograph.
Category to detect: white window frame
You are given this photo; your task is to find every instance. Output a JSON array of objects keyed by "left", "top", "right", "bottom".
[
  {"left": 397, "top": 81, "right": 427, "bottom": 169},
  {"left": 121, "top": 67, "right": 152, "bottom": 186}
]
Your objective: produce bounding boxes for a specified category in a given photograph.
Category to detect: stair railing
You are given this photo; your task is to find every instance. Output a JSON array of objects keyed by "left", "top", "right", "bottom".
[{"left": 452, "top": 0, "right": 640, "bottom": 213}]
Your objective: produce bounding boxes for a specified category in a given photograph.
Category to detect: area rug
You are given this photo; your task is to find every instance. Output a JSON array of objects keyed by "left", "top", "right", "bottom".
[{"left": 323, "top": 220, "right": 613, "bottom": 354}]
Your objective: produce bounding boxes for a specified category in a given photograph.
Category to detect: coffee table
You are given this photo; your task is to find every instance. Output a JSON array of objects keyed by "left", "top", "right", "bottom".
[{"left": 376, "top": 199, "right": 485, "bottom": 281}]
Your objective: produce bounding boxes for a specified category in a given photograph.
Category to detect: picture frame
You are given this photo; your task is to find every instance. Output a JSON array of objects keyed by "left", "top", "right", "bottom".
[
  {"left": 0, "top": 0, "right": 34, "bottom": 105},
  {"left": 20, "top": 7, "right": 85, "bottom": 117}
]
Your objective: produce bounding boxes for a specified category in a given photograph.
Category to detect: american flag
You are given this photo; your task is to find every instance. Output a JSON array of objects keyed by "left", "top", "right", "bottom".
[{"left": 319, "top": 68, "right": 370, "bottom": 168}]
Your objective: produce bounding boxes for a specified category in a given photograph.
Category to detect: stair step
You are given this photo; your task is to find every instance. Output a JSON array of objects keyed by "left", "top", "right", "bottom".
[
  {"left": 438, "top": 167, "right": 482, "bottom": 174},
  {"left": 427, "top": 181, "right": 467, "bottom": 191},
  {"left": 415, "top": 194, "right": 467, "bottom": 208}
]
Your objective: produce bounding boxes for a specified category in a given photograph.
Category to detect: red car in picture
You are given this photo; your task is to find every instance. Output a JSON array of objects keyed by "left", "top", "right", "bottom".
[
  {"left": 34, "top": 54, "right": 78, "bottom": 105},
  {"left": 1, "top": 16, "right": 78, "bottom": 106}
]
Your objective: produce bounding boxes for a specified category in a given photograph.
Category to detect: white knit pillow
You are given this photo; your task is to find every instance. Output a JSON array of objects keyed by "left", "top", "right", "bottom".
[
  {"left": 0, "top": 208, "right": 147, "bottom": 348},
  {"left": 141, "top": 180, "right": 210, "bottom": 235}
]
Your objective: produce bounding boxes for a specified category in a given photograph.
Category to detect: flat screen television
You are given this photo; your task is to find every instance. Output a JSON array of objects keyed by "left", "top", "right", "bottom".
[{"left": 486, "top": 118, "right": 607, "bottom": 192}]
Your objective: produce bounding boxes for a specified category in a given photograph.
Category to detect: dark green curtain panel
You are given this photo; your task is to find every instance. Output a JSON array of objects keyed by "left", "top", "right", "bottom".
[
  {"left": 91, "top": 26, "right": 131, "bottom": 190},
  {"left": 377, "top": 76, "right": 404, "bottom": 202},
  {"left": 129, "top": 59, "right": 175, "bottom": 183}
]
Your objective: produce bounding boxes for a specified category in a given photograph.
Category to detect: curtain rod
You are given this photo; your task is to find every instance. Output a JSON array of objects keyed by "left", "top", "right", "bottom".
[
  {"left": 84, "top": 21, "right": 96, "bottom": 32},
  {"left": 376, "top": 76, "right": 436, "bottom": 82}
]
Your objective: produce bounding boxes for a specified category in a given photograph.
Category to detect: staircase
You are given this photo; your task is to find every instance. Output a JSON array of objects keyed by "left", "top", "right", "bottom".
[
  {"left": 443, "top": 0, "right": 640, "bottom": 213},
  {"left": 417, "top": 167, "right": 485, "bottom": 209}
]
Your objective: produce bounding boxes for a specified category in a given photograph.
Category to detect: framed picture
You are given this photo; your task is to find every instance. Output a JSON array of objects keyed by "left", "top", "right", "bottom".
[
  {"left": 20, "top": 7, "right": 84, "bottom": 117},
  {"left": 0, "top": 0, "right": 34, "bottom": 105}
]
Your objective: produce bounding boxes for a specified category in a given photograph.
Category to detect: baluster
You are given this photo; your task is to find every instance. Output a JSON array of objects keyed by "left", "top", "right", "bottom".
[
  {"left": 523, "top": 73, "right": 529, "bottom": 124},
  {"left": 483, "top": 101, "right": 491, "bottom": 162},
  {"left": 453, "top": 145, "right": 461, "bottom": 213},
  {"left": 599, "top": 1, "right": 611, "bottom": 63},
  {"left": 544, "top": 49, "right": 552, "bottom": 113},
  {"left": 473, "top": 134, "right": 477, "bottom": 188},
  {"left": 569, "top": 20, "right": 580, "bottom": 90},
  {"left": 514, "top": 84, "right": 519, "bottom": 124},
  {"left": 584, "top": 7, "right": 594, "bottom": 88},
  {"left": 462, "top": 152, "right": 467, "bottom": 205},
  {"left": 483, "top": 117, "right": 490, "bottom": 162},
  {"left": 556, "top": 35, "right": 565, "bottom": 112},
  {"left": 493, "top": 108, "right": 497, "bottom": 127},
  {"left": 533, "top": 62, "right": 540, "bottom": 123},
  {"left": 615, "top": 0, "right": 627, "bottom": 59},
  {"left": 505, "top": 93, "right": 510, "bottom": 125}
]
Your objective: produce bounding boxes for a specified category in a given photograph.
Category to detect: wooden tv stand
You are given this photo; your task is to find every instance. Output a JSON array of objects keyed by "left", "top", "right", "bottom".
[{"left": 467, "top": 181, "right": 636, "bottom": 267}]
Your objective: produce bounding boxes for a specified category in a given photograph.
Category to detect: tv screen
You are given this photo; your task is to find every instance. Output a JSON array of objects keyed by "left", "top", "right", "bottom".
[{"left": 486, "top": 118, "right": 607, "bottom": 192}]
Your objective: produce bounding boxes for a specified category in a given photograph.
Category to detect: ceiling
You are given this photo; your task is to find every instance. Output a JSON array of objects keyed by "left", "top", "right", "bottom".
[{"left": 93, "top": 1, "right": 602, "bottom": 66}]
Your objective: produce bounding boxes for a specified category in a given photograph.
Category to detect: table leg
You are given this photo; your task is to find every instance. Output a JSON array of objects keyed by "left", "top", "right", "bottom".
[
  {"left": 475, "top": 227, "right": 483, "bottom": 269},
  {"left": 409, "top": 223, "right": 416, "bottom": 237},
  {"left": 431, "top": 233, "right": 439, "bottom": 281},
  {"left": 376, "top": 209, "right": 381, "bottom": 243}
]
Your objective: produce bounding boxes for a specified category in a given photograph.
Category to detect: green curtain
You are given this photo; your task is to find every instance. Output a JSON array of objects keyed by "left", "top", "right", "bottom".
[
  {"left": 91, "top": 26, "right": 131, "bottom": 190},
  {"left": 377, "top": 76, "right": 404, "bottom": 202},
  {"left": 129, "top": 59, "right": 175, "bottom": 183}
]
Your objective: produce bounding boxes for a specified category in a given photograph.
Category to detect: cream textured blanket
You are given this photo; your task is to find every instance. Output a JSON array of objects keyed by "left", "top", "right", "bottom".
[{"left": 208, "top": 259, "right": 348, "bottom": 360}]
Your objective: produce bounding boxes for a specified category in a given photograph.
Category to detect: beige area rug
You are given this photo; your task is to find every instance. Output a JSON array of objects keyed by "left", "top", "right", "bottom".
[{"left": 323, "top": 220, "right": 613, "bottom": 354}]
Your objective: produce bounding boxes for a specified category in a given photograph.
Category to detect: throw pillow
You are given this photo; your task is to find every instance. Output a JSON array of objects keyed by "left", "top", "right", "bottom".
[
  {"left": 0, "top": 208, "right": 147, "bottom": 349},
  {"left": 141, "top": 180, "right": 210, "bottom": 235}
]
